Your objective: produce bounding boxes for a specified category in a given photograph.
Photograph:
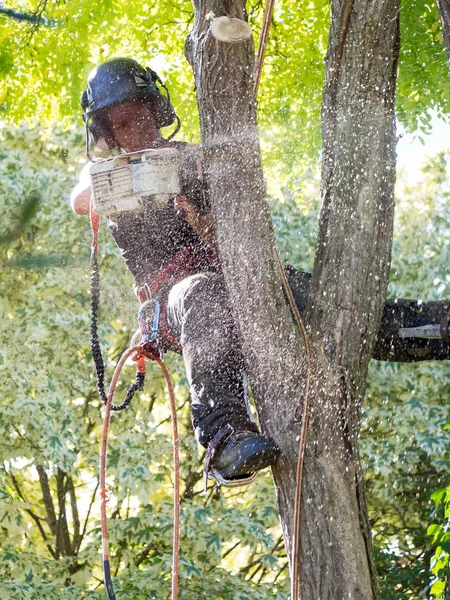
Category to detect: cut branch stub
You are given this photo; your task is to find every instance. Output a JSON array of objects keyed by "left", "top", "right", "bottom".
[{"left": 210, "top": 15, "right": 252, "bottom": 43}]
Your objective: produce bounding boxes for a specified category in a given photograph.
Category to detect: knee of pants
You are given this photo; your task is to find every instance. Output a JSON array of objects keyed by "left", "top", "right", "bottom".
[{"left": 166, "top": 272, "right": 230, "bottom": 338}]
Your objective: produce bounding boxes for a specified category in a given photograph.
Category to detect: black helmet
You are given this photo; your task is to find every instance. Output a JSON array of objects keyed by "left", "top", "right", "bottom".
[{"left": 81, "top": 57, "right": 180, "bottom": 153}]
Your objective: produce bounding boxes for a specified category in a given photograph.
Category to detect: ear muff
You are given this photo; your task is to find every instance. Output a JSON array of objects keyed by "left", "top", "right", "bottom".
[{"left": 144, "top": 67, "right": 177, "bottom": 129}]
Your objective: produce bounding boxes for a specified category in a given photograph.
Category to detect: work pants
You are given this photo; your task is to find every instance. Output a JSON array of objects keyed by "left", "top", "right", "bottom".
[{"left": 166, "top": 272, "right": 257, "bottom": 447}]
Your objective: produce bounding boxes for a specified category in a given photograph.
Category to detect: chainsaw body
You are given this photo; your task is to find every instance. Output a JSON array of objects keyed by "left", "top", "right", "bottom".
[{"left": 89, "top": 147, "right": 181, "bottom": 217}]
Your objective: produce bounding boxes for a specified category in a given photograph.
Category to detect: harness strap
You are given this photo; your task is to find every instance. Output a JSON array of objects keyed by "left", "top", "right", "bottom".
[{"left": 137, "top": 244, "right": 221, "bottom": 354}]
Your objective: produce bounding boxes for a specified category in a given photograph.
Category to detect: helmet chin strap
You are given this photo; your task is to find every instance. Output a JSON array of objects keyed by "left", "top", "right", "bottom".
[{"left": 166, "top": 114, "right": 181, "bottom": 142}]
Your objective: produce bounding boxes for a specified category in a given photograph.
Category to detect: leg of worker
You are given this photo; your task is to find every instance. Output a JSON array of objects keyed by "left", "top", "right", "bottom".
[{"left": 167, "top": 272, "right": 258, "bottom": 447}]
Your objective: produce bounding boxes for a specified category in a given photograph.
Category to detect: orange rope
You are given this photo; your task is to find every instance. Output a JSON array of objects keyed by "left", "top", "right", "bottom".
[
  {"left": 99, "top": 346, "right": 180, "bottom": 600},
  {"left": 253, "top": 0, "right": 276, "bottom": 96},
  {"left": 275, "top": 250, "right": 312, "bottom": 600},
  {"left": 254, "top": 2, "right": 310, "bottom": 594},
  {"left": 156, "top": 358, "right": 180, "bottom": 600}
]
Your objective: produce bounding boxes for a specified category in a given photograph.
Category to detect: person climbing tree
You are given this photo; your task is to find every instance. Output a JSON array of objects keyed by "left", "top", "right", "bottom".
[{"left": 70, "top": 57, "right": 280, "bottom": 486}]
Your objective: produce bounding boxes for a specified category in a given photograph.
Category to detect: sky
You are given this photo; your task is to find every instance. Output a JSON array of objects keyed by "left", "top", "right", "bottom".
[{"left": 397, "top": 113, "right": 450, "bottom": 181}]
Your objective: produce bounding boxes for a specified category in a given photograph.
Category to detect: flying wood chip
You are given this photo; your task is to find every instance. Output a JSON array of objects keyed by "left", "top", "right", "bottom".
[{"left": 210, "top": 16, "right": 252, "bottom": 43}]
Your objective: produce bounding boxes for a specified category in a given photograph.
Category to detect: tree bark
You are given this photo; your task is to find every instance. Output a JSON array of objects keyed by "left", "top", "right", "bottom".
[
  {"left": 303, "top": 0, "right": 400, "bottom": 596},
  {"left": 186, "top": 0, "right": 306, "bottom": 561},
  {"left": 436, "top": 0, "right": 450, "bottom": 68},
  {"left": 187, "top": 0, "right": 400, "bottom": 598},
  {"left": 36, "top": 464, "right": 58, "bottom": 537}
]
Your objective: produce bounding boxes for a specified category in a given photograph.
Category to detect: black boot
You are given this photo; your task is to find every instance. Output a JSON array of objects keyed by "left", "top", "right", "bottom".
[{"left": 204, "top": 426, "right": 280, "bottom": 487}]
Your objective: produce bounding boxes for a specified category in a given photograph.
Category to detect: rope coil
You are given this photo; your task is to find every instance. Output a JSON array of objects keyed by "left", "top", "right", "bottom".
[{"left": 99, "top": 346, "right": 180, "bottom": 600}]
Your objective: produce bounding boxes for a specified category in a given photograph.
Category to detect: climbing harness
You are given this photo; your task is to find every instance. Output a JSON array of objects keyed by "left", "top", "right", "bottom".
[
  {"left": 89, "top": 201, "right": 180, "bottom": 600},
  {"left": 254, "top": 3, "right": 312, "bottom": 598}
]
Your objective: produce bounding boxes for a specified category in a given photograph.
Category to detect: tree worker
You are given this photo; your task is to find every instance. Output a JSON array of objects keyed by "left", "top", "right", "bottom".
[{"left": 71, "top": 57, "right": 279, "bottom": 486}]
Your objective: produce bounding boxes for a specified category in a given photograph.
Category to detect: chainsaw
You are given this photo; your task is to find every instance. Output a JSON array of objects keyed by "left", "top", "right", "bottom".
[{"left": 89, "top": 145, "right": 209, "bottom": 217}]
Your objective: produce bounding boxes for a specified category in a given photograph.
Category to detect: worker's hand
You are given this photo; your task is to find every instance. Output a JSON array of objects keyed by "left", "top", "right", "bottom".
[
  {"left": 71, "top": 185, "right": 91, "bottom": 215},
  {"left": 174, "top": 195, "right": 216, "bottom": 249},
  {"left": 70, "top": 163, "right": 92, "bottom": 215}
]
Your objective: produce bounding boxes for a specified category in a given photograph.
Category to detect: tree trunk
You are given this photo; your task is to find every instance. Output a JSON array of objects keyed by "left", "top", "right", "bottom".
[
  {"left": 187, "top": 0, "right": 400, "bottom": 597},
  {"left": 436, "top": 0, "right": 450, "bottom": 68},
  {"left": 302, "top": 0, "right": 400, "bottom": 596},
  {"left": 185, "top": 0, "right": 306, "bottom": 556}
]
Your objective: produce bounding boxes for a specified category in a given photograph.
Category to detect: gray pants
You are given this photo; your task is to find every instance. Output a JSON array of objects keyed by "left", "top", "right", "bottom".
[{"left": 167, "top": 272, "right": 257, "bottom": 447}]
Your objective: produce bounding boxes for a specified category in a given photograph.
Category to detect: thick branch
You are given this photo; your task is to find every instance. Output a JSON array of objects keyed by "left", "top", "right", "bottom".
[
  {"left": 66, "top": 476, "right": 81, "bottom": 555},
  {"left": 36, "top": 465, "right": 58, "bottom": 537},
  {"left": 56, "top": 468, "right": 72, "bottom": 557},
  {"left": 9, "top": 472, "right": 56, "bottom": 559},
  {"left": 187, "top": 0, "right": 305, "bottom": 556},
  {"left": 285, "top": 266, "right": 450, "bottom": 362},
  {"left": 302, "top": 0, "right": 401, "bottom": 596},
  {"left": 76, "top": 481, "right": 99, "bottom": 554},
  {"left": 134, "top": 543, "right": 160, "bottom": 568}
]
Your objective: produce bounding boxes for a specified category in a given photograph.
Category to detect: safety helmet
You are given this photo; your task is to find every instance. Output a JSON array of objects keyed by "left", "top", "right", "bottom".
[{"left": 81, "top": 57, "right": 180, "bottom": 153}]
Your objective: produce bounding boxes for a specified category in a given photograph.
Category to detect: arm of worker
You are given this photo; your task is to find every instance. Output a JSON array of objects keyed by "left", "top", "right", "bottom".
[
  {"left": 174, "top": 194, "right": 217, "bottom": 249},
  {"left": 70, "top": 163, "right": 91, "bottom": 216},
  {"left": 176, "top": 145, "right": 216, "bottom": 249}
]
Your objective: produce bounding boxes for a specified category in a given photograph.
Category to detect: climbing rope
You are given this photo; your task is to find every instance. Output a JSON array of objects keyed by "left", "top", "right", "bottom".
[
  {"left": 90, "top": 197, "right": 180, "bottom": 600},
  {"left": 91, "top": 259, "right": 145, "bottom": 410},
  {"left": 276, "top": 251, "right": 311, "bottom": 600},
  {"left": 98, "top": 344, "right": 180, "bottom": 600},
  {"left": 253, "top": 0, "right": 276, "bottom": 96},
  {"left": 254, "top": 2, "right": 312, "bottom": 596}
]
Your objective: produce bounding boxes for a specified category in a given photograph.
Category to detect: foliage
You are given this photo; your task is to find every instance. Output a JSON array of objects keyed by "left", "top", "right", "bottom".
[
  {"left": 1, "top": 0, "right": 450, "bottom": 596},
  {"left": 361, "top": 154, "right": 450, "bottom": 599},
  {"left": 397, "top": 0, "right": 450, "bottom": 135},
  {"left": 2, "top": 129, "right": 450, "bottom": 600},
  {"left": 1, "top": 0, "right": 449, "bottom": 183}
]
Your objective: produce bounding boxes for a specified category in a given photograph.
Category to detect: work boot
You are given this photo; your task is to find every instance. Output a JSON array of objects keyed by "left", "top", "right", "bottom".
[{"left": 205, "top": 427, "right": 280, "bottom": 486}]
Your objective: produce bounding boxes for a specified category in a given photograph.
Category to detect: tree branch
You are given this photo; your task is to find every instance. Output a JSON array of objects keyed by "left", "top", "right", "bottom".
[
  {"left": 66, "top": 475, "right": 81, "bottom": 555},
  {"left": 76, "top": 481, "right": 99, "bottom": 554},
  {"left": 56, "top": 468, "right": 72, "bottom": 557},
  {"left": 36, "top": 465, "right": 57, "bottom": 537},
  {"left": 9, "top": 472, "right": 56, "bottom": 559},
  {"left": 285, "top": 266, "right": 450, "bottom": 362}
]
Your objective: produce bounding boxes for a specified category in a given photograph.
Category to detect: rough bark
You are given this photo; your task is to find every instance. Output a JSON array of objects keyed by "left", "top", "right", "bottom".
[
  {"left": 36, "top": 464, "right": 58, "bottom": 537},
  {"left": 187, "top": 0, "right": 400, "bottom": 598},
  {"left": 436, "top": 0, "right": 450, "bottom": 68},
  {"left": 303, "top": 0, "right": 400, "bottom": 597},
  {"left": 186, "top": 0, "right": 306, "bottom": 559}
]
